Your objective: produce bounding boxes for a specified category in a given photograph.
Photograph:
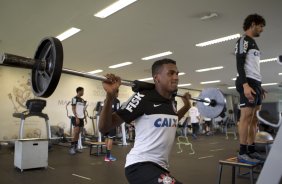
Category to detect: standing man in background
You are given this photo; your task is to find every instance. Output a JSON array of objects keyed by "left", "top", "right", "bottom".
[
  {"left": 235, "top": 14, "right": 266, "bottom": 164},
  {"left": 104, "top": 89, "right": 120, "bottom": 162},
  {"left": 188, "top": 102, "right": 200, "bottom": 139},
  {"left": 69, "top": 87, "right": 87, "bottom": 155}
]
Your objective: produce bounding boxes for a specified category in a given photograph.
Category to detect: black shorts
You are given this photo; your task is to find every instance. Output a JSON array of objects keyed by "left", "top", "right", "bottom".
[
  {"left": 205, "top": 121, "right": 212, "bottom": 126},
  {"left": 71, "top": 117, "right": 84, "bottom": 127},
  {"left": 104, "top": 128, "right": 116, "bottom": 139},
  {"left": 235, "top": 78, "right": 262, "bottom": 108},
  {"left": 125, "top": 162, "right": 182, "bottom": 184}
]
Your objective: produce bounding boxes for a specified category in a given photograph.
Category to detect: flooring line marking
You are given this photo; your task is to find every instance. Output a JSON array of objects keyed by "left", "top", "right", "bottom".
[
  {"left": 198, "top": 155, "right": 214, "bottom": 160},
  {"left": 209, "top": 142, "right": 219, "bottom": 145},
  {"left": 48, "top": 166, "right": 55, "bottom": 170},
  {"left": 210, "top": 148, "right": 224, "bottom": 152},
  {"left": 91, "top": 161, "right": 102, "bottom": 165},
  {"left": 72, "top": 174, "right": 92, "bottom": 181}
]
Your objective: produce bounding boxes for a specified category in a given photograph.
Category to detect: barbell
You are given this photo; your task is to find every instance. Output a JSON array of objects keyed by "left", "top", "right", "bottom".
[{"left": 0, "top": 37, "right": 226, "bottom": 118}]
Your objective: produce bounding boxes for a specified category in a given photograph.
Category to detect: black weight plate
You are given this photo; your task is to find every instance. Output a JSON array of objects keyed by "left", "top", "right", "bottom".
[
  {"left": 197, "top": 88, "right": 226, "bottom": 118},
  {"left": 32, "top": 37, "right": 63, "bottom": 98}
]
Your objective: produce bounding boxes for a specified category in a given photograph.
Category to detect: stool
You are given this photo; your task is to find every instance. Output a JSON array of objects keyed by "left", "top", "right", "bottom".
[
  {"left": 85, "top": 141, "right": 106, "bottom": 156},
  {"left": 217, "top": 157, "right": 260, "bottom": 184}
]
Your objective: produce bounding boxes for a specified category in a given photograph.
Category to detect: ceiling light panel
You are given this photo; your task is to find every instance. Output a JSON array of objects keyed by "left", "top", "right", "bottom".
[
  {"left": 200, "top": 80, "right": 221, "bottom": 84},
  {"left": 227, "top": 86, "right": 236, "bottom": 89},
  {"left": 88, "top": 69, "right": 103, "bottom": 74},
  {"left": 56, "top": 27, "right": 81, "bottom": 41},
  {"left": 138, "top": 77, "right": 153, "bottom": 81},
  {"left": 196, "top": 34, "right": 240, "bottom": 47},
  {"left": 261, "top": 83, "right": 278, "bottom": 86},
  {"left": 142, "top": 51, "right": 172, "bottom": 60},
  {"left": 109, "top": 62, "right": 132, "bottom": 68},
  {"left": 259, "top": 58, "right": 277, "bottom": 63},
  {"left": 94, "top": 0, "right": 137, "bottom": 18},
  {"left": 195, "top": 66, "right": 224, "bottom": 72},
  {"left": 178, "top": 83, "right": 191, "bottom": 87}
]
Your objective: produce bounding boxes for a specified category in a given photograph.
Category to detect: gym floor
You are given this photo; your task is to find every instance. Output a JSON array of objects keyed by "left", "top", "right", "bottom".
[{"left": 0, "top": 134, "right": 261, "bottom": 184}]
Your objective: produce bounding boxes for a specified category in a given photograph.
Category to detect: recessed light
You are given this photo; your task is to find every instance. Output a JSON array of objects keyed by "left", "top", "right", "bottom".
[
  {"left": 261, "top": 83, "right": 278, "bottom": 86},
  {"left": 178, "top": 83, "right": 191, "bottom": 87},
  {"left": 88, "top": 69, "right": 103, "bottom": 74},
  {"left": 195, "top": 66, "right": 223, "bottom": 72},
  {"left": 259, "top": 58, "right": 277, "bottom": 63},
  {"left": 142, "top": 51, "right": 172, "bottom": 60},
  {"left": 200, "top": 80, "right": 221, "bottom": 84},
  {"left": 138, "top": 77, "right": 153, "bottom": 81},
  {"left": 109, "top": 62, "right": 132, "bottom": 69},
  {"left": 94, "top": 0, "right": 137, "bottom": 18},
  {"left": 228, "top": 86, "right": 236, "bottom": 89},
  {"left": 56, "top": 27, "right": 81, "bottom": 41},
  {"left": 196, "top": 34, "right": 240, "bottom": 47}
]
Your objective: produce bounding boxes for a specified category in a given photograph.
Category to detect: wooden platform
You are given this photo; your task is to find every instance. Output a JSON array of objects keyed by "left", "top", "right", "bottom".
[{"left": 217, "top": 157, "right": 261, "bottom": 184}]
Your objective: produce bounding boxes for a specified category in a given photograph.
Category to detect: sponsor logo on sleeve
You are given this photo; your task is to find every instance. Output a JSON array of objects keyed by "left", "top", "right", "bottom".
[
  {"left": 125, "top": 92, "right": 145, "bottom": 112},
  {"left": 243, "top": 40, "right": 248, "bottom": 53}
]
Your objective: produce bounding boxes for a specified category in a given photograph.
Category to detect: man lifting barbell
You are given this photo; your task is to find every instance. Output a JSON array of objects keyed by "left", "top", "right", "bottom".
[{"left": 99, "top": 58, "right": 191, "bottom": 184}]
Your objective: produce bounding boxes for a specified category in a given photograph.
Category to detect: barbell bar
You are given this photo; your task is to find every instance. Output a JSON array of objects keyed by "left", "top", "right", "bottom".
[
  {"left": 0, "top": 53, "right": 212, "bottom": 104},
  {"left": 0, "top": 37, "right": 226, "bottom": 118}
]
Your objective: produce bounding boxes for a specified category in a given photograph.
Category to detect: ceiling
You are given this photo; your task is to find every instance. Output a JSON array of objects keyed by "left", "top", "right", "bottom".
[{"left": 1, "top": 0, "right": 282, "bottom": 102}]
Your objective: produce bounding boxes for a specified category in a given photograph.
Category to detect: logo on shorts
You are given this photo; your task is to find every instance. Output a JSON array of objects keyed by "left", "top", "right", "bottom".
[{"left": 158, "top": 173, "right": 176, "bottom": 184}]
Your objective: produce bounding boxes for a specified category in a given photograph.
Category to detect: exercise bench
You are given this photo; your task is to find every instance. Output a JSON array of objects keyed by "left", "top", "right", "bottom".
[{"left": 85, "top": 141, "right": 106, "bottom": 156}]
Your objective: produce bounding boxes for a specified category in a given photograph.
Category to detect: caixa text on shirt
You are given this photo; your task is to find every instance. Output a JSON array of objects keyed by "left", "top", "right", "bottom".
[
  {"left": 125, "top": 92, "right": 145, "bottom": 112},
  {"left": 154, "top": 118, "right": 177, "bottom": 127}
]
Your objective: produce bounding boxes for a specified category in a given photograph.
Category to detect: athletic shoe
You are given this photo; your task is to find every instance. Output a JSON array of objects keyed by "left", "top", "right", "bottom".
[
  {"left": 248, "top": 152, "right": 266, "bottom": 161},
  {"left": 76, "top": 149, "right": 83, "bottom": 153},
  {"left": 109, "top": 155, "right": 117, "bottom": 161},
  {"left": 69, "top": 147, "right": 76, "bottom": 155},
  {"left": 104, "top": 155, "right": 117, "bottom": 162},
  {"left": 192, "top": 134, "right": 197, "bottom": 139},
  {"left": 104, "top": 156, "right": 111, "bottom": 162},
  {"left": 237, "top": 154, "right": 260, "bottom": 165}
]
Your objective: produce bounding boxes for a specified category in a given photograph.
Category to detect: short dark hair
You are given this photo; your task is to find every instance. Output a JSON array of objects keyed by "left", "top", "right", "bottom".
[
  {"left": 152, "top": 58, "right": 176, "bottom": 76},
  {"left": 76, "top": 87, "right": 84, "bottom": 93},
  {"left": 243, "top": 14, "right": 266, "bottom": 31}
]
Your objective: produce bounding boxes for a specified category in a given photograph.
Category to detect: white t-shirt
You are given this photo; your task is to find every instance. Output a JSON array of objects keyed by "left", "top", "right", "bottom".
[
  {"left": 71, "top": 96, "right": 86, "bottom": 118},
  {"left": 188, "top": 106, "right": 199, "bottom": 123}
]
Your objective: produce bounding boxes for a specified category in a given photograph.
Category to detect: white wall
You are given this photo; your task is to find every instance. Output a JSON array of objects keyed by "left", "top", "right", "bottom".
[
  {"left": 0, "top": 67, "right": 133, "bottom": 139},
  {"left": 0, "top": 67, "right": 204, "bottom": 140}
]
